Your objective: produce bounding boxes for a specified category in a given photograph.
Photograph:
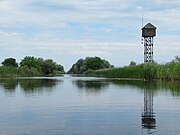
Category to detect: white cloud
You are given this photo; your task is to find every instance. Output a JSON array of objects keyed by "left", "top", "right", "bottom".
[{"left": 0, "top": 0, "right": 179, "bottom": 69}]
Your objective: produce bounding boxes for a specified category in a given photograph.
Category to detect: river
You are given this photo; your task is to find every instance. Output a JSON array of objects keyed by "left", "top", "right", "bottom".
[{"left": 0, "top": 75, "right": 180, "bottom": 135}]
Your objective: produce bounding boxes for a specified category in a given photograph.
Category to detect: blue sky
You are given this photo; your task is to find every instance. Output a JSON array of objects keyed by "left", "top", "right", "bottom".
[{"left": 0, "top": 0, "right": 180, "bottom": 71}]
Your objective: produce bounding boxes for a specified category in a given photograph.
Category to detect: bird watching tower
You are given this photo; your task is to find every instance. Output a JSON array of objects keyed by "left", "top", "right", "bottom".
[{"left": 142, "top": 23, "right": 156, "bottom": 63}]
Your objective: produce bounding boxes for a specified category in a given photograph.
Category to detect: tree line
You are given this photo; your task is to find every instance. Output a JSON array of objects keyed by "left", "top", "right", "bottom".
[
  {"left": 0, "top": 55, "right": 179, "bottom": 80},
  {"left": 0, "top": 56, "right": 65, "bottom": 77},
  {"left": 0, "top": 56, "right": 114, "bottom": 77}
]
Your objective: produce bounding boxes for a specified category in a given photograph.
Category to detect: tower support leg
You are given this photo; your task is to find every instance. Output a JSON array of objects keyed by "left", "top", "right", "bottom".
[{"left": 144, "top": 37, "right": 153, "bottom": 63}]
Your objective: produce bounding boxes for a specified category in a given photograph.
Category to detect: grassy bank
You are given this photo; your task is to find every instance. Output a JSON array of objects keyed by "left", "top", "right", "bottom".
[{"left": 85, "top": 62, "right": 180, "bottom": 80}]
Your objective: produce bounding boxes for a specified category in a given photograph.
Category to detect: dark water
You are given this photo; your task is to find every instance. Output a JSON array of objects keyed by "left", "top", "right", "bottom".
[{"left": 0, "top": 76, "right": 180, "bottom": 135}]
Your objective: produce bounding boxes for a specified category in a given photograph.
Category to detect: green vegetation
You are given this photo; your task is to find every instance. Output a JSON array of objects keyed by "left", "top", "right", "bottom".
[
  {"left": 0, "top": 56, "right": 65, "bottom": 77},
  {"left": 67, "top": 57, "right": 114, "bottom": 74},
  {"left": 85, "top": 56, "right": 180, "bottom": 80},
  {"left": 85, "top": 64, "right": 144, "bottom": 79},
  {"left": 2, "top": 58, "right": 18, "bottom": 67},
  {"left": 0, "top": 55, "right": 179, "bottom": 80},
  {"left": 19, "top": 56, "right": 64, "bottom": 76},
  {"left": 0, "top": 67, "right": 19, "bottom": 78}
]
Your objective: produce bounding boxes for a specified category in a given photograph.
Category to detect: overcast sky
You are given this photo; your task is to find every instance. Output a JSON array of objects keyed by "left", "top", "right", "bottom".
[{"left": 0, "top": 0, "right": 180, "bottom": 71}]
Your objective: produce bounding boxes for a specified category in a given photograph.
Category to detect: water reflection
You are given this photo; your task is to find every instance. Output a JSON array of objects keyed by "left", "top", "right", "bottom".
[
  {"left": 74, "top": 79, "right": 180, "bottom": 97},
  {"left": 74, "top": 80, "right": 146, "bottom": 95},
  {"left": 73, "top": 79, "right": 180, "bottom": 133},
  {"left": 109, "top": 81, "right": 157, "bottom": 130},
  {"left": 112, "top": 80, "right": 180, "bottom": 97},
  {"left": 0, "top": 78, "right": 61, "bottom": 94},
  {"left": 19, "top": 79, "right": 61, "bottom": 94},
  {"left": 112, "top": 80, "right": 180, "bottom": 133},
  {"left": 0, "top": 77, "right": 179, "bottom": 135},
  {"left": 142, "top": 88, "right": 156, "bottom": 130},
  {"left": 73, "top": 80, "right": 109, "bottom": 94}
]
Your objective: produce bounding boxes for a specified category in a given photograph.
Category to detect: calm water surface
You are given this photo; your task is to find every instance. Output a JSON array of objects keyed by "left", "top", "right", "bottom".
[{"left": 0, "top": 75, "right": 180, "bottom": 135}]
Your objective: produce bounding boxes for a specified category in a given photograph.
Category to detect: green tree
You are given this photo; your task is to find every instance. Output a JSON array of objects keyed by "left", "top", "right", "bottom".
[
  {"left": 84, "top": 57, "right": 104, "bottom": 70},
  {"left": 1, "top": 58, "right": 18, "bottom": 67},
  {"left": 55, "top": 64, "right": 65, "bottom": 73},
  {"left": 20, "top": 56, "right": 41, "bottom": 70},
  {"left": 19, "top": 65, "right": 40, "bottom": 77},
  {"left": 68, "top": 57, "right": 113, "bottom": 74},
  {"left": 103, "top": 60, "right": 114, "bottom": 68},
  {"left": 67, "top": 59, "right": 86, "bottom": 74},
  {"left": 129, "top": 61, "right": 136, "bottom": 66},
  {"left": 19, "top": 56, "right": 65, "bottom": 76},
  {"left": 41, "top": 59, "right": 56, "bottom": 75},
  {"left": 19, "top": 56, "right": 43, "bottom": 76}
]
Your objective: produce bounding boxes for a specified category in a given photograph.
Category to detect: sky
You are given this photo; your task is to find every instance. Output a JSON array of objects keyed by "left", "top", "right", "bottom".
[{"left": 0, "top": 0, "right": 180, "bottom": 71}]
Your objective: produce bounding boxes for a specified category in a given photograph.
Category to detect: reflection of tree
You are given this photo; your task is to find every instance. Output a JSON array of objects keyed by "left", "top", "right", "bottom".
[
  {"left": 19, "top": 79, "right": 61, "bottom": 94},
  {"left": 74, "top": 80, "right": 109, "bottom": 94},
  {"left": 163, "top": 81, "right": 180, "bottom": 96},
  {"left": 0, "top": 79, "right": 18, "bottom": 93},
  {"left": 112, "top": 80, "right": 180, "bottom": 97},
  {"left": 0, "top": 78, "right": 61, "bottom": 94}
]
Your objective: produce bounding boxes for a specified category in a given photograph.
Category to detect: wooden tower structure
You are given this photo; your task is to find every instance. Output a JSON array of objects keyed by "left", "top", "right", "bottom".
[{"left": 142, "top": 23, "right": 156, "bottom": 63}]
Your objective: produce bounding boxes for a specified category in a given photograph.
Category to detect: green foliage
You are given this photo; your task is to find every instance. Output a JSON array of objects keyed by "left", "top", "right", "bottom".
[
  {"left": 41, "top": 59, "right": 56, "bottom": 75},
  {"left": 85, "top": 64, "right": 144, "bottom": 79},
  {"left": 1, "top": 58, "right": 18, "bottom": 67},
  {"left": 19, "top": 56, "right": 65, "bottom": 76},
  {"left": 55, "top": 64, "right": 65, "bottom": 74},
  {"left": 155, "top": 62, "right": 180, "bottom": 80},
  {"left": 86, "top": 60, "right": 180, "bottom": 80},
  {"left": 85, "top": 57, "right": 104, "bottom": 70},
  {"left": 19, "top": 65, "right": 41, "bottom": 77},
  {"left": 0, "top": 67, "right": 19, "bottom": 78},
  {"left": 0, "top": 56, "right": 64, "bottom": 77},
  {"left": 129, "top": 61, "right": 136, "bottom": 66},
  {"left": 0, "top": 55, "right": 179, "bottom": 79},
  {"left": 20, "top": 56, "right": 41, "bottom": 70},
  {"left": 144, "top": 62, "right": 158, "bottom": 80},
  {"left": 19, "top": 56, "right": 43, "bottom": 76},
  {"left": 68, "top": 57, "right": 114, "bottom": 74}
]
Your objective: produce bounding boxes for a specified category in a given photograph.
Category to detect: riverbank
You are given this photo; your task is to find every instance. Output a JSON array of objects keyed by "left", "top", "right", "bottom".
[
  {"left": 0, "top": 66, "right": 64, "bottom": 78},
  {"left": 85, "top": 62, "right": 180, "bottom": 80}
]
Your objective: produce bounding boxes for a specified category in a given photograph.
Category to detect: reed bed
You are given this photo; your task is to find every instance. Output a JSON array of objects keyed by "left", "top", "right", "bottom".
[{"left": 85, "top": 62, "right": 180, "bottom": 80}]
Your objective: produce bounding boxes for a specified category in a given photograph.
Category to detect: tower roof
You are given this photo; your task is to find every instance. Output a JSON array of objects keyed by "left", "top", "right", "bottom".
[{"left": 142, "top": 23, "right": 156, "bottom": 30}]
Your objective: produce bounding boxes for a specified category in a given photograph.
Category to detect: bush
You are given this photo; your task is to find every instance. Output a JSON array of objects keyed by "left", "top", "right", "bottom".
[
  {"left": 0, "top": 67, "right": 19, "bottom": 77},
  {"left": 19, "top": 66, "right": 41, "bottom": 77}
]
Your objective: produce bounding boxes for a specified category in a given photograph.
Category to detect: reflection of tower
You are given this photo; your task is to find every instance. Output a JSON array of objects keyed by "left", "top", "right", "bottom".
[
  {"left": 142, "top": 89, "right": 156, "bottom": 129},
  {"left": 142, "top": 23, "right": 156, "bottom": 63}
]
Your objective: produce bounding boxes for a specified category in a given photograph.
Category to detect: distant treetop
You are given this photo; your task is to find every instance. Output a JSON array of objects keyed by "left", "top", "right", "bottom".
[
  {"left": 1, "top": 58, "right": 18, "bottom": 67},
  {"left": 67, "top": 56, "right": 114, "bottom": 74}
]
